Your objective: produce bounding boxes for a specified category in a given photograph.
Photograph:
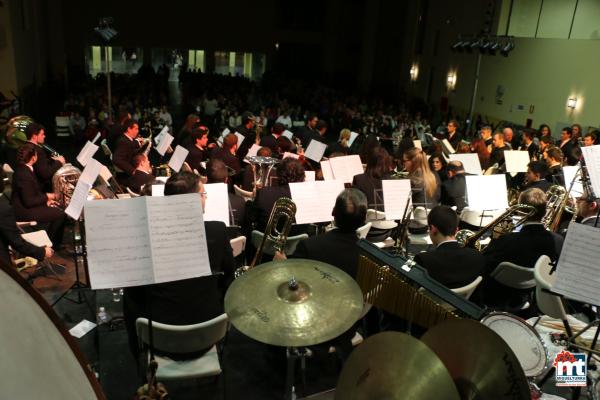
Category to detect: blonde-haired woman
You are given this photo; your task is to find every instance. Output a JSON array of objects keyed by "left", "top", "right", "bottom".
[
  {"left": 402, "top": 147, "right": 441, "bottom": 207},
  {"left": 327, "top": 128, "right": 352, "bottom": 156}
]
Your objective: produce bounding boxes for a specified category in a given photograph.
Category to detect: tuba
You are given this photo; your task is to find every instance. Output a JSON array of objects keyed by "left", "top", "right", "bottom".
[
  {"left": 52, "top": 164, "right": 82, "bottom": 208},
  {"left": 456, "top": 204, "right": 537, "bottom": 251},
  {"left": 234, "top": 197, "right": 296, "bottom": 278},
  {"left": 5, "top": 115, "right": 33, "bottom": 149},
  {"left": 246, "top": 156, "right": 279, "bottom": 189}
]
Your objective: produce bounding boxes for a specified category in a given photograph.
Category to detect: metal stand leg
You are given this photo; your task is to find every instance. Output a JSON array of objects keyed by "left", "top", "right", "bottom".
[{"left": 284, "top": 347, "right": 297, "bottom": 400}]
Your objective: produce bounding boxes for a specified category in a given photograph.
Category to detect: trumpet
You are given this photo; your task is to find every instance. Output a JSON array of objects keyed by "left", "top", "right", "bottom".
[
  {"left": 235, "top": 197, "right": 296, "bottom": 278},
  {"left": 456, "top": 204, "right": 536, "bottom": 251}
]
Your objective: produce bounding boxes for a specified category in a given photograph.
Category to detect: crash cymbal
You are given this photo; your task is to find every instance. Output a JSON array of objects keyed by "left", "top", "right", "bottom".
[
  {"left": 224, "top": 259, "right": 364, "bottom": 347},
  {"left": 421, "top": 319, "right": 530, "bottom": 400},
  {"left": 335, "top": 332, "right": 460, "bottom": 400}
]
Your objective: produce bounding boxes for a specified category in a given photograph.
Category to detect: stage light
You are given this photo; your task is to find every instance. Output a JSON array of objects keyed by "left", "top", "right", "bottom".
[
  {"left": 500, "top": 39, "right": 514, "bottom": 56},
  {"left": 410, "top": 63, "right": 419, "bottom": 81},
  {"left": 447, "top": 72, "right": 457, "bottom": 90},
  {"left": 567, "top": 97, "right": 578, "bottom": 109}
]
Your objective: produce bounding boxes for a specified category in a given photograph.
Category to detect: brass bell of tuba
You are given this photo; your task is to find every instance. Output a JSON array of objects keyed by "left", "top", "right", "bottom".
[
  {"left": 234, "top": 197, "right": 296, "bottom": 278},
  {"left": 456, "top": 204, "right": 537, "bottom": 251},
  {"left": 52, "top": 163, "right": 82, "bottom": 208}
]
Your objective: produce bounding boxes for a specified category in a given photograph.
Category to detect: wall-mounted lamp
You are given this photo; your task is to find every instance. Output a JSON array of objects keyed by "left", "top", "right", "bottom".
[
  {"left": 409, "top": 64, "right": 419, "bottom": 82},
  {"left": 275, "top": 42, "right": 280, "bottom": 50},
  {"left": 567, "top": 97, "right": 577, "bottom": 109},
  {"left": 447, "top": 72, "right": 457, "bottom": 90}
]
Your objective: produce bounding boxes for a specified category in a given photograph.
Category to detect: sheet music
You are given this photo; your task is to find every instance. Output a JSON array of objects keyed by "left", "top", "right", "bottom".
[
  {"left": 581, "top": 145, "right": 600, "bottom": 196},
  {"left": 21, "top": 230, "right": 52, "bottom": 247},
  {"left": 65, "top": 181, "right": 92, "bottom": 220},
  {"left": 80, "top": 159, "right": 103, "bottom": 185},
  {"left": 465, "top": 175, "right": 508, "bottom": 210},
  {"left": 151, "top": 185, "right": 165, "bottom": 197},
  {"left": 146, "top": 194, "right": 211, "bottom": 284},
  {"left": 99, "top": 165, "right": 112, "bottom": 183},
  {"left": 320, "top": 160, "right": 334, "bottom": 180},
  {"left": 413, "top": 140, "right": 422, "bottom": 150},
  {"left": 382, "top": 179, "right": 412, "bottom": 220},
  {"left": 282, "top": 130, "right": 293, "bottom": 140},
  {"left": 563, "top": 165, "right": 584, "bottom": 198},
  {"left": 283, "top": 152, "right": 299, "bottom": 160},
  {"left": 85, "top": 194, "right": 211, "bottom": 289},
  {"left": 203, "top": 183, "right": 230, "bottom": 226},
  {"left": 304, "top": 140, "right": 327, "bottom": 162},
  {"left": 449, "top": 153, "right": 482, "bottom": 175},
  {"left": 221, "top": 128, "right": 230, "bottom": 137},
  {"left": 168, "top": 145, "right": 189, "bottom": 172},
  {"left": 154, "top": 126, "right": 169, "bottom": 144},
  {"left": 348, "top": 131, "right": 359, "bottom": 147},
  {"left": 155, "top": 132, "right": 174, "bottom": 156},
  {"left": 504, "top": 150, "right": 530, "bottom": 173},
  {"left": 76, "top": 141, "right": 99, "bottom": 167},
  {"left": 328, "top": 155, "right": 364, "bottom": 183},
  {"left": 305, "top": 171, "right": 315, "bottom": 181},
  {"left": 442, "top": 139, "right": 456, "bottom": 154},
  {"left": 234, "top": 132, "right": 245, "bottom": 147},
  {"left": 554, "top": 223, "right": 600, "bottom": 306},
  {"left": 289, "top": 180, "right": 345, "bottom": 224},
  {"left": 245, "top": 144, "right": 261, "bottom": 161}
]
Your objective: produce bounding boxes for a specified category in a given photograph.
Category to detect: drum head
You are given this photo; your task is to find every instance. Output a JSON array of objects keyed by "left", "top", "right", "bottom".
[
  {"left": 481, "top": 312, "right": 547, "bottom": 377},
  {"left": 0, "top": 261, "right": 105, "bottom": 399}
]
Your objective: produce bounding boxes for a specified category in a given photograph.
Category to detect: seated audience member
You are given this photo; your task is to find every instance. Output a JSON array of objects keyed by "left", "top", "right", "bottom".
[
  {"left": 482, "top": 188, "right": 563, "bottom": 306},
  {"left": 523, "top": 161, "right": 551, "bottom": 192},
  {"left": 25, "top": 123, "right": 65, "bottom": 190},
  {"left": 128, "top": 154, "right": 155, "bottom": 194},
  {"left": 0, "top": 170, "right": 53, "bottom": 265},
  {"left": 441, "top": 161, "right": 468, "bottom": 213},
  {"left": 253, "top": 158, "right": 305, "bottom": 233},
  {"left": 428, "top": 153, "right": 448, "bottom": 181},
  {"left": 259, "top": 122, "right": 285, "bottom": 154},
  {"left": 123, "top": 171, "right": 235, "bottom": 358},
  {"left": 543, "top": 146, "right": 565, "bottom": 186},
  {"left": 414, "top": 206, "right": 484, "bottom": 289},
  {"left": 11, "top": 144, "right": 66, "bottom": 248},
  {"left": 207, "top": 159, "right": 246, "bottom": 228},
  {"left": 403, "top": 147, "right": 441, "bottom": 207},
  {"left": 211, "top": 133, "right": 241, "bottom": 176},
  {"left": 185, "top": 126, "right": 210, "bottom": 173},
  {"left": 352, "top": 147, "right": 392, "bottom": 211},
  {"left": 112, "top": 119, "right": 142, "bottom": 185},
  {"left": 577, "top": 193, "right": 600, "bottom": 227}
]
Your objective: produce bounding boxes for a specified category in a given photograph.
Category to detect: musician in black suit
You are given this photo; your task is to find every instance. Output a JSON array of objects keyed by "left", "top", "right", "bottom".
[
  {"left": 11, "top": 144, "right": 66, "bottom": 247},
  {"left": 414, "top": 206, "right": 484, "bottom": 289},
  {"left": 241, "top": 147, "right": 273, "bottom": 192},
  {"left": 446, "top": 120, "right": 462, "bottom": 150},
  {"left": 556, "top": 127, "right": 579, "bottom": 166},
  {"left": 576, "top": 193, "right": 600, "bottom": 227},
  {"left": 519, "top": 130, "right": 539, "bottom": 159},
  {"left": 210, "top": 133, "right": 241, "bottom": 176},
  {"left": 352, "top": 147, "right": 392, "bottom": 211},
  {"left": 123, "top": 171, "right": 235, "bottom": 358},
  {"left": 441, "top": 161, "right": 468, "bottom": 213},
  {"left": 185, "top": 126, "right": 209, "bottom": 174},
  {"left": 523, "top": 161, "right": 551, "bottom": 192},
  {"left": 0, "top": 171, "right": 52, "bottom": 265},
  {"left": 489, "top": 132, "right": 511, "bottom": 167},
  {"left": 234, "top": 111, "right": 256, "bottom": 161},
  {"left": 207, "top": 159, "right": 246, "bottom": 228},
  {"left": 544, "top": 146, "right": 565, "bottom": 186},
  {"left": 112, "top": 119, "right": 141, "bottom": 185},
  {"left": 25, "top": 123, "right": 65, "bottom": 190},
  {"left": 482, "top": 188, "right": 563, "bottom": 306},
  {"left": 295, "top": 113, "right": 319, "bottom": 148},
  {"left": 127, "top": 154, "right": 155, "bottom": 194},
  {"left": 259, "top": 122, "right": 285, "bottom": 154}
]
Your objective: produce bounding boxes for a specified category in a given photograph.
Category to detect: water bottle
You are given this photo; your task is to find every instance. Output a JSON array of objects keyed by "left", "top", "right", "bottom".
[{"left": 96, "top": 307, "right": 110, "bottom": 325}]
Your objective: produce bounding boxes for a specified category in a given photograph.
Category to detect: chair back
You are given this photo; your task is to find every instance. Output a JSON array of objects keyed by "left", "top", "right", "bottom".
[
  {"left": 355, "top": 222, "right": 372, "bottom": 239},
  {"left": 534, "top": 255, "right": 567, "bottom": 319},
  {"left": 250, "top": 230, "right": 308, "bottom": 256},
  {"left": 233, "top": 184, "right": 254, "bottom": 201},
  {"left": 136, "top": 314, "right": 228, "bottom": 355},
  {"left": 230, "top": 236, "right": 246, "bottom": 258},
  {"left": 451, "top": 276, "right": 483, "bottom": 299},
  {"left": 491, "top": 261, "right": 536, "bottom": 289}
]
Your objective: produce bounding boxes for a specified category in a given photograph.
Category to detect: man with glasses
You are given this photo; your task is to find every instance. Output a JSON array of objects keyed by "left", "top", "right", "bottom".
[{"left": 576, "top": 193, "right": 599, "bottom": 227}]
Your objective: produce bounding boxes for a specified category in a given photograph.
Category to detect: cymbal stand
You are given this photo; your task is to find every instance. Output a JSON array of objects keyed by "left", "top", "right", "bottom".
[{"left": 284, "top": 346, "right": 308, "bottom": 400}]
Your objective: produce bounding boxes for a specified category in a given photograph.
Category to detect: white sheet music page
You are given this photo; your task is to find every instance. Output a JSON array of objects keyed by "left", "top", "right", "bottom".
[
  {"left": 329, "top": 155, "right": 364, "bottom": 183},
  {"left": 283, "top": 152, "right": 299, "bottom": 160},
  {"left": 147, "top": 193, "right": 211, "bottom": 284},
  {"left": 155, "top": 132, "right": 174, "bottom": 156},
  {"left": 348, "top": 131, "right": 359, "bottom": 147},
  {"left": 234, "top": 132, "right": 246, "bottom": 147},
  {"left": 563, "top": 165, "right": 584, "bottom": 198},
  {"left": 442, "top": 139, "right": 456, "bottom": 154},
  {"left": 203, "top": 183, "right": 230, "bottom": 226},
  {"left": 449, "top": 153, "right": 483, "bottom": 175},
  {"left": 504, "top": 150, "right": 530, "bottom": 173},
  {"left": 244, "top": 144, "right": 261, "bottom": 162},
  {"left": 320, "top": 160, "right": 334, "bottom": 180},
  {"left": 168, "top": 145, "right": 189, "bottom": 172},
  {"left": 304, "top": 140, "right": 327, "bottom": 162},
  {"left": 413, "top": 140, "right": 422, "bottom": 150},
  {"left": 21, "top": 230, "right": 52, "bottom": 247},
  {"left": 76, "top": 141, "right": 99, "bottom": 167},
  {"left": 65, "top": 181, "right": 92, "bottom": 220},
  {"left": 151, "top": 185, "right": 165, "bottom": 197},
  {"left": 553, "top": 223, "right": 600, "bottom": 306},
  {"left": 80, "top": 158, "right": 103, "bottom": 185},
  {"left": 282, "top": 130, "right": 293, "bottom": 140},
  {"left": 581, "top": 145, "right": 600, "bottom": 196},
  {"left": 85, "top": 197, "right": 155, "bottom": 289},
  {"left": 289, "top": 180, "right": 345, "bottom": 224},
  {"left": 99, "top": 165, "right": 112, "bottom": 183},
  {"left": 465, "top": 175, "right": 508, "bottom": 210},
  {"left": 382, "top": 179, "right": 412, "bottom": 220},
  {"left": 154, "top": 125, "right": 169, "bottom": 144},
  {"left": 305, "top": 171, "right": 315, "bottom": 181},
  {"left": 221, "top": 128, "right": 230, "bottom": 138}
]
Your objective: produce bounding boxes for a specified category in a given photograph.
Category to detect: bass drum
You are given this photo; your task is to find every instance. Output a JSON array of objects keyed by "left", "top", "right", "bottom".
[{"left": 0, "top": 260, "right": 105, "bottom": 399}]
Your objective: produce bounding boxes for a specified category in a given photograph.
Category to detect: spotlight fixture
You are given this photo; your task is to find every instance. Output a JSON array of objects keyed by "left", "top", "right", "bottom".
[
  {"left": 500, "top": 39, "right": 514, "bottom": 57},
  {"left": 409, "top": 63, "right": 419, "bottom": 81},
  {"left": 567, "top": 97, "right": 578, "bottom": 109}
]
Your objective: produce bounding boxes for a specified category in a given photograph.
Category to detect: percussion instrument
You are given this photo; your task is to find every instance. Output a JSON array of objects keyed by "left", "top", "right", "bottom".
[
  {"left": 421, "top": 319, "right": 530, "bottom": 399},
  {"left": 225, "top": 259, "right": 363, "bottom": 347},
  {"left": 482, "top": 312, "right": 548, "bottom": 378},
  {"left": 335, "top": 332, "right": 460, "bottom": 400},
  {"left": 0, "top": 260, "right": 105, "bottom": 399}
]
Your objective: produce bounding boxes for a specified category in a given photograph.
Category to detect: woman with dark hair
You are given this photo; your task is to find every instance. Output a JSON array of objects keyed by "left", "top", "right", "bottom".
[
  {"left": 11, "top": 143, "right": 66, "bottom": 247},
  {"left": 177, "top": 113, "right": 201, "bottom": 148},
  {"left": 428, "top": 153, "right": 448, "bottom": 182},
  {"left": 403, "top": 147, "right": 441, "bottom": 207},
  {"left": 470, "top": 138, "right": 491, "bottom": 170},
  {"left": 352, "top": 147, "right": 392, "bottom": 210},
  {"left": 538, "top": 124, "right": 552, "bottom": 139},
  {"left": 359, "top": 134, "right": 380, "bottom": 163}
]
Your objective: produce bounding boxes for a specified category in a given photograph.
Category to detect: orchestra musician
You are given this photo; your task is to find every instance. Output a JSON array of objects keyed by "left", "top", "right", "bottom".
[
  {"left": 523, "top": 161, "right": 551, "bottom": 192},
  {"left": 112, "top": 119, "right": 141, "bottom": 185},
  {"left": 211, "top": 133, "right": 241, "bottom": 176},
  {"left": 576, "top": 193, "right": 600, "bottom": 227},
  {"left": 242, "top": 147, "right": 273, "bottom": 192},
  {"left": 445, "top": 120, "right": 462, "bottom": 149},
  {"left": 402, "top": 147, "right": 440, "bottom": 208},
  {"left": 127, "top": 154, "right": 155, "bottom": 194},
  {"left": 352, "top": 147, "right": 393, "bottom": 211},
  {"left": 185, "top": 125, "right": 210, "bottom": 173},
  {"left": 25, "top": 123, "right": 65, "bottom": 191},
  {"left": 235, "top": 111, "right": 256, "bottom": 161},
  {"left": 206, "top": 159, "right": 246, "bottom": 229},
  {"left": 544, "top": 146, "right": 565, "bottom": 186},
  {"left": 326, "top": 128, "right": 352, "bottom": 156},
  {"left": 519, "top": 130, "right": 539, "bottom": 159},
  {"left": 480, "top": 125, "right": 493, "bottom": 153},
  {"left": 441, "top": 161, "right": 468, "bottom": 213},
  {"left": 489, "top": 132, "right": 511, "bottom": 167},
  {"left": 259, "top": 122, "right": 285, "bottom": 153},
  {"left": 556, "top": 127, "right": 579, "bottom": 166},
  {"left": 583, "top": 132, "right": 597, "bottom": 147}
]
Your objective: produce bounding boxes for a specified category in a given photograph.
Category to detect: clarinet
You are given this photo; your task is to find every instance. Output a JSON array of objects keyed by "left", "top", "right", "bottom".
[{"left": 40, "top": 143, "right": 62, "bottom": 158}]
